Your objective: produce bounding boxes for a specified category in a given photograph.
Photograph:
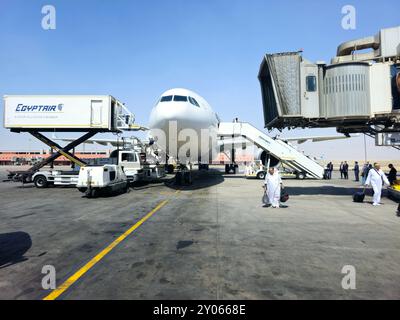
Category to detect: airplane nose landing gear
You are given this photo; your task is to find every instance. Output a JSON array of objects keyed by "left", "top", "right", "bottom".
[
  {"left": 225, "top": 164, "right": 238, "bottom": 174},
  {"left": 174, "top": 164, "right": 192, "bottom": 186},
  {"left": 175, "top": 171, "right": 192, "bottom": 185}
]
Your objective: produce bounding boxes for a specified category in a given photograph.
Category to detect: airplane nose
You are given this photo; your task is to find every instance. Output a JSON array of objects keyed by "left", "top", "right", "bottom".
[
  {"left": 155, "top": 102, "right": 191, "bottom": 122},
  {"left": 149, "top": 99, "right": 207, "bottom": 134}
]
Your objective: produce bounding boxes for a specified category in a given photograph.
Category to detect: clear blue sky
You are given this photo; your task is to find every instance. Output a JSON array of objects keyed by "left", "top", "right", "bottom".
[{"left": 0, "top": 0, "right": 399, "bottom": 160}]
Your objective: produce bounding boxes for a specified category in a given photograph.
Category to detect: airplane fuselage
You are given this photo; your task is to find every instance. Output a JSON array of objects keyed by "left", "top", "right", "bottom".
[{"left": 148, "top": 88, "right": 220, "bottom": 164}]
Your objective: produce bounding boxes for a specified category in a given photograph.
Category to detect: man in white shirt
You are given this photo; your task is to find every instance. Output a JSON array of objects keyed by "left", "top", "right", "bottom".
[
  {"left": 264, "top": 167, "right": 282, "bottom": 208},
  {"left": 365, "top": 163, "right": 390, "bottom": 206}
]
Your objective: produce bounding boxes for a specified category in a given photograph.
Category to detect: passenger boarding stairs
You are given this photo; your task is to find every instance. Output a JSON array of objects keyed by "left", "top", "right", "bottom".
[{"left": 218, "top": 122, "right": 325, "bottom": 179}]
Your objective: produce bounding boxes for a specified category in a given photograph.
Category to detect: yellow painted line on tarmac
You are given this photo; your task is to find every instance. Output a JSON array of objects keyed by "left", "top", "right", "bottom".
[{"left": 43, "top": 199, "right": 169, "bottom": 300}]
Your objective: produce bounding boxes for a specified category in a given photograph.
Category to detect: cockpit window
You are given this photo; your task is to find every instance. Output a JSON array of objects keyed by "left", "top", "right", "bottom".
[
  {"left": 160, "top": 96, "right": 173, "bottom": 102},
  {"left": 189, "top": 97, "right": 200, "bottom": 107},
  {"left": 173, "top": 95, "right": 188, "bottom": 102}
]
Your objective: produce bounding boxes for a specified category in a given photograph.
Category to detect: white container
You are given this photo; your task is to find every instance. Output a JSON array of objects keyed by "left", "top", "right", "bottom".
[
  {"left": 3, "top": 95, "right": 132, "bottom": 132},
  {"left": 77, "top": 164, "right": 128, "bottom": 197}
]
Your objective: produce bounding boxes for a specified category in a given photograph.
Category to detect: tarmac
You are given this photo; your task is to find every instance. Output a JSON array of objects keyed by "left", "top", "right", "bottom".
[{"left": 0, "top": 166, "right": 399, "bottom": 300}]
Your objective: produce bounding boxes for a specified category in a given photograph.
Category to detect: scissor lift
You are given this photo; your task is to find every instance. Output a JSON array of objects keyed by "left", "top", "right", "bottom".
[{"left": 8, "top": 131, "right": 98, "bottom": 183}]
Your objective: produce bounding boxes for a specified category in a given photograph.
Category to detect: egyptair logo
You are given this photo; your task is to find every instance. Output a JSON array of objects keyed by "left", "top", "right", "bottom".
[{"left": 57, "top": 104, "right": 64, "bottom": 111}]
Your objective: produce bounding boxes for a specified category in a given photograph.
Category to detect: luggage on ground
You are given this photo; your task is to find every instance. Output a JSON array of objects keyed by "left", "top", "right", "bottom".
[
  {"left": 262, "top": 190, "right": 270, "bottom": 205},
  {"left": 353, "top": 188, "right": 366, "bottom": 203},
  {"left": 280, "top": 189, "right": 289, "bottom": 203}
]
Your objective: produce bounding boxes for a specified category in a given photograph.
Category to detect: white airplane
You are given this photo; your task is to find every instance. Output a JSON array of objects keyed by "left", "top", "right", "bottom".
[
  {"left": 57, "top": 88, "right": 353, "bottom": 170},
  {"left": 148, "top": 88, "right": 220, "bottom": 166}
]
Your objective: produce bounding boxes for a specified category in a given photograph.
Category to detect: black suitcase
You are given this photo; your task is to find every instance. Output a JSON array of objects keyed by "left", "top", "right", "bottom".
[
  {"left": 280, "top": 189, "right": 289, "bottom": 203},
  {"left": 353, "top": 191, "right": 365, "bottom": 203}
]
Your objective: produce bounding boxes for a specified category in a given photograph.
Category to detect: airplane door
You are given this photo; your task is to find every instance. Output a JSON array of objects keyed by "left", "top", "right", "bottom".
[{"left": 300, "top": 64, "right": 319, "bottom": 118}]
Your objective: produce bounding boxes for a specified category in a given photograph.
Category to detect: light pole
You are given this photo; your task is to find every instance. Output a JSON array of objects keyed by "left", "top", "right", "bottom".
[{"left": 363, "top": 134, "right": 368, "bottom": 162}]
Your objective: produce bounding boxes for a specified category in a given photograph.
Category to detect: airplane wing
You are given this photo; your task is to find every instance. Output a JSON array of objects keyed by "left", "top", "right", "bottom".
[
  {"left": 218, "top": 137, "right": 249, "bottom": 148},
  {"left": 279, "top": 134, "right": 357, "bottom": 144},
  {"left": 218, "top": 135, "right": 355, "bottom": 147},
  {"left": 53, "top": 122, "right": 149, "bottom": 147},
  {"left": 53, "top": 136, "right": 144, "bottom": 147},
  {"left": 54, "top": 138, "right": 123, "bottom": 147}
]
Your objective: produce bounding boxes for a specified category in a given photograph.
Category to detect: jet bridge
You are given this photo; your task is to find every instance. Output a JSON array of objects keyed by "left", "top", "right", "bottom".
[
  {"left": 218, "top": 122, "right": 325, "bottom": 179},
  {"left": 258, "top": 26, "right": 400, "bottom": 138}
]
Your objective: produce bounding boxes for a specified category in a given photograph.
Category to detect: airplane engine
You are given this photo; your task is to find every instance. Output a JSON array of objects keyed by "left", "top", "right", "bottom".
[{"left": 256, "top": 150, "right": 280, "bottom": 167}]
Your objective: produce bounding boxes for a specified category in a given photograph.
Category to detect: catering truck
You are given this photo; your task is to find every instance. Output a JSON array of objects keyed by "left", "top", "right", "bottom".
[{"left": 3, "top": 95, "right": 144, "bottom": 185}]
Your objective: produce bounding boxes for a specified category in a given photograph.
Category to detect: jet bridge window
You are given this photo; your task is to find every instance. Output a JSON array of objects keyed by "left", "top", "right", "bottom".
[
  {"left": 160, "top": 96, "right": 173, "bottom": 102},
  {"left": 306, "top": 75, "right": 317, "bottom": 92},
  {"left": 173, "top": 95, "right": 188, "bottom": 102}
]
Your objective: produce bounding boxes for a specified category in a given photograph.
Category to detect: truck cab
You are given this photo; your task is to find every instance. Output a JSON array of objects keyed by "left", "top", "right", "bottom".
[
  {"left": 117, "top": 150, "right": 144, "bottom": 182},
  {"left": 110, "top": 149, "right": 165, "bottom": 183}
]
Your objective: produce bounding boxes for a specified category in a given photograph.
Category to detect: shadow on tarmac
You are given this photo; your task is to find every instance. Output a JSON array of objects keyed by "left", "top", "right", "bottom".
[
  {"left": 0, "top": 232, "right": 32, "bottom": 269},
  {"left": 285, "top": 185, "right": 373, "bottom": 197},
  {"left": 165, "top": 169, "right": 225, "bottom": 191}
]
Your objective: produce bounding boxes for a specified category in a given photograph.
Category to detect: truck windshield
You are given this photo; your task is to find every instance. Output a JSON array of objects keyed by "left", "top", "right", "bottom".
[{"left": 121, "top": 153, "right": 137, "bottom": 162}]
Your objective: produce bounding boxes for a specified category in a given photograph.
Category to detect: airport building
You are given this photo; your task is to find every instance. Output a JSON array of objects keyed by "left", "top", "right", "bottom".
[
  {"left": 0, "top": 150, "right": 109, "bottom": 166},
  {"left": 0, "top": 150, "right": 255, "bottom": 166}
]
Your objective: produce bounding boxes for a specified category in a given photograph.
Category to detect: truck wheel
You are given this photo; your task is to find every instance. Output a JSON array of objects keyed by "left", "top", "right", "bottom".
[
  {"left": 225, "top": 164, "right": 230, "bottom": 174},
  {"left": 257, "top": 171, "right": 266, "bottom": 180},
  {"left": 85, "top": 188, "right": 98, "bottom": 198},
  {"left": 34, "top": 175, "right": 48, "bottom": 188},
  {"left": 167, "top": 165, "right": 174, "bottom": 174},
  {"left": 91, "top": 189, "right": 99, "bottom": 198},
  {"left": 297, "top": 172, "right": 306, "bottom": 180}
]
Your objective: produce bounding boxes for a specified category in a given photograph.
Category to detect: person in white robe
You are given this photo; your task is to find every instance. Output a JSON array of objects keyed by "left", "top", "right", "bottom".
[
  {"left": 264, "top": 167, "right": 282, "bottom": 208},
  {"left": 365, "top": 163, "right": 390, "bottom": 206}
]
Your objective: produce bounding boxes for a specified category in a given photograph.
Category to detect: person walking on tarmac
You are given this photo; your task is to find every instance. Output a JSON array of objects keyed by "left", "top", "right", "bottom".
[
  {"left": 339, "top": 162, "right": 344, "bottom": 179},
  {"left": 362, "top": 162, "right": 372, "bottom": 185},
  {"left": 325, "top": 162, "right": 333, "bottom": 179},
  {"left": 263, "top": 167, "right": 283, "bottom": 209},
  {"left": 343, "top": 161, "right": 349, "bottom": 180},
  {"left": 353, "top": 161, "right": 360, "bottom": 182},
  {"left": 388, "top": 164, "right": 398, "bottom": 185},
  {"left": 365, "top": 163, "right": 390, "bottom": 206}
]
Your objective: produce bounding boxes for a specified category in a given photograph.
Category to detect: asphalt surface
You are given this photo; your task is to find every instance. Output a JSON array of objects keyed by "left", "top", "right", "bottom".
[{"left": 0, "top": 167, "right": 399, "bottom": 300}]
